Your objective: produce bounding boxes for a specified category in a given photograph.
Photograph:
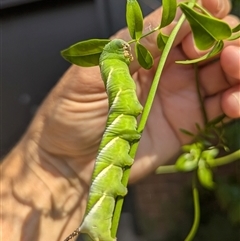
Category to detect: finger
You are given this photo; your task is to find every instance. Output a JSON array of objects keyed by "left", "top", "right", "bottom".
[
  {"left": 199, "top": 45, "right": 240, "bottom": 97},
  {"left": 199, "top": 60, "right": 229, "bottom": 97},
  {"left": 205, "top": 92, "right": 225, "bottom": 121},
  {"left": 220, "top": 45, "right": 240, "bottom": 84},
  {"left": 181, "top": 15, "right": 239, "bottom": 60},
  {"left": 205, "top": 84, "right": 240, "bottom": 120},
  {"left": 201, "top": 0, "right": 231, "bottom": 19},
  {"left": 221, "top": 85, "right": 240, "bottom": 118},
  {"left": 182, "top": 17, "right": 239, "bottom": 97}
]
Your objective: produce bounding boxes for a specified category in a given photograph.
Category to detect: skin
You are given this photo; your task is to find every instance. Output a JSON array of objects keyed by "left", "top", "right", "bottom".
[{"left": 1, "top": 0, "right": 239, "bottom": 240}]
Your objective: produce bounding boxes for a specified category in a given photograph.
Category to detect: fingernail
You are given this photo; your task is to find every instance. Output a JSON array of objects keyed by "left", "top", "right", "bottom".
[
  {"left": 229, "top": 93, "right": 240, "bottom": 117},
  {"left": 232, "top": 92, "right": 240, "bottom": 105},
  {"left": 217, "top": 0, "right": 224, "bottom": 13}
]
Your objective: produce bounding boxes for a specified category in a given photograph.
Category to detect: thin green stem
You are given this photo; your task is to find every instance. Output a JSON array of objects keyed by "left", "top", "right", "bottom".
[
  {"left": 185, "top": 175, "right": 200, "bottom": 241},
  {"left": 155, "top": 165, "right": 178, "bottom": 174},
  {"left": 194, "top": 64, "right": 208, "bottom": 125},
  {"left": 155, "top": 149, "right": 240, "bottom": 176},
  {"left": 111, "top": 13, "right": 187, "bottom": 238},
  {"left": 137, "top": 14, "right": 186, "bottom": 134},
  {"left": 128, "top": 26, "right": 161, "bottom": 44},
  {"left": 208, "top": 149, "right": 240, "bottom": 167}
]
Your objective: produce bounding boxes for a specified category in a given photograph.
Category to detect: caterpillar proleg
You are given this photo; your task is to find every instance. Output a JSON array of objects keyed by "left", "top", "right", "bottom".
[{"left": 64, "top": 39, "right": 143, "bottom": 241}]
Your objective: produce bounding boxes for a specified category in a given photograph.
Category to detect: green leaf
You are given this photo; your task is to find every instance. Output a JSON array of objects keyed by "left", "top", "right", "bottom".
[
  {"left": 228, "top": 32, "right": 240, "bottom": 41},
  {"left": 175, "top": 153, "right": 199, "bottom": 171},
  {"left": 202, "top": 140, "right": 212, "bottom": 147},
  {"left": 135, "top": 43, "right": 153, "bottom": 69},
  {"left": 176, "top": 40, "right": 224, "bottom": 64},
  {"left": 202, "top": 148, "right": 219, "bottom": 162},
  {"left": 61, "top": 39, "right": 110, "bottom": 67},
  {"left": 195, "top": 123, "right": 202, "bottom": 131},
  {"left": 160, "top": 0, "right": 177, "bottom": 28},
  {"left": 207, "top": 114, "right": 225, "bottom": 126},
  {"left": 232, "top": 23, "right": 240, "bottom": 32},
  {"left": 179, "top": 3, "right": 232, "bottom": 50},
  {"left": 182, "top": 142, "right": 203, "bottom": 153},
  {"left": 175, "top": 143, "right": 203, "bottom": 172},
  {"left": 126, "top": 0, "right": 143, "bottom": 40},
  {"left": 197, "top": 160, "right": 215, "bottom": 189},
  {"left": 157, "top": 31, "right": 169, "bottom": 51},
  {"left": 179, "top": 128, "right": 195, "bottom": 137}
]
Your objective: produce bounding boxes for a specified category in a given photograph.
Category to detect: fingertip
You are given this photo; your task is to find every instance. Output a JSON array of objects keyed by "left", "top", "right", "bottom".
[
  {"left": 220, "top": 45, "right": 240, "bottom": 80},
  {"left": 222, "top": 85, "right": 240, "bottom": 118},
  {"left": 202, "top": 0, "right": 231, "bottom": 19}
]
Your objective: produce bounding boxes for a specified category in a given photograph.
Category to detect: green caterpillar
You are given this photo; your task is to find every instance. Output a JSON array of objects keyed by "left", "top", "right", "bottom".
[{"left": 64, "top": 39, "right": 143, "bottom": 241}]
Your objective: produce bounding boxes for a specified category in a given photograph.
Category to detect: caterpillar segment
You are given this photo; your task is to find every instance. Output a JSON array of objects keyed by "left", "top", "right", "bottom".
[{"left": 64, "top": 39, "right": 143, "bottom": 241}]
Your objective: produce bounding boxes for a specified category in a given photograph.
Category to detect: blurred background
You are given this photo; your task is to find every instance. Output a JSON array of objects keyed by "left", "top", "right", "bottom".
[{"left": 1, "top": 0, "right": 240, "bottom": 240}]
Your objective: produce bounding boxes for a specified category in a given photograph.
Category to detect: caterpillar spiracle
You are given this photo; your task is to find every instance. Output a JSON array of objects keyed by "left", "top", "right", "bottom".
[{"left": 64, "top": 39, "right": 143, "bottom": 241}]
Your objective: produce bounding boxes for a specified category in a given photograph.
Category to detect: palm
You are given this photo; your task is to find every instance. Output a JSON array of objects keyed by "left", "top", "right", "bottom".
[{"left": 38, "top": 66, "right": 109, "bottom": 162}]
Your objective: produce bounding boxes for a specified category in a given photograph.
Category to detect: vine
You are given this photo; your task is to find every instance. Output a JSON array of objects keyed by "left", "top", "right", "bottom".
[{"left": 61, "top": 0, "right": 240, "bottom": 240}]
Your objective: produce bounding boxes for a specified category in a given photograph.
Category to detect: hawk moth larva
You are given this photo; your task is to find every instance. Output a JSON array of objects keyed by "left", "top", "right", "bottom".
[{"left": 64, "top": 39, "right": 143, "bottom": 241}]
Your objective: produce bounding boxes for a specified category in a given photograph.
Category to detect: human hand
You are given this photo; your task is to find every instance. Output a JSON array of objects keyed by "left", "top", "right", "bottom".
[{"left": 26, "top": 0, "right": 239, "bottom": 184}]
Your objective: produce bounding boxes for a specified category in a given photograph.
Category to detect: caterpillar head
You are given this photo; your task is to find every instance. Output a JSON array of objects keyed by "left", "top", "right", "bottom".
[{"left": 100, "top": 39, "right": 133, "bottom": 65}]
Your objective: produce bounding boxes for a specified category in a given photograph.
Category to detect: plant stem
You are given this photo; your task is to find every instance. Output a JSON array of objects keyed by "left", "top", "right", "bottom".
[
  {"left": 155, "top": 149, "right": 240, "bottom": 176},
  {"left": 185, "top": 175, "right": 200, "bottom": 241},
  {"left": 208, "top": 149, "right": 240, "bottom": 167},
  {"left": 194, "top": 64, "right": 208, "bottom": 125},
  {"left": 128, "top": 26, "right": 161, "bottom": 44},
  {"left": 137, "top": 16, "right": 186, "bottom": 134},
  {"left": 111, "top": 12, "right": 187, "bottom": 238}
]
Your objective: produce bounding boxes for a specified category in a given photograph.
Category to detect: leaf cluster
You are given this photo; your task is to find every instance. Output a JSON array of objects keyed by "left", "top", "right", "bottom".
[{"left": 61, "top": 0, "right": 239, "bottom": 68}]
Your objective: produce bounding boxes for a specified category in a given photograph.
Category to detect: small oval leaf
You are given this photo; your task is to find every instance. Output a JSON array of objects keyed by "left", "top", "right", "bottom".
[
  {"left": 126, "top": 0, "right": 143, "bottom": 40},
  {"left": 232, "top": 23, "right": 240, "bottom": 33},
  {"left": 228, "top": 32, "right": 240, "bottom": 41},
  {"left": 179, "top": 128, "right": 195, "bottom": 137},
  {"left": 157, "top": 31, "right": 169, "bottom": 51},
  {"left": 195, "top": 123, "right": 202, "bottom": 131},
  {"left": 179, "top": 3, "right": 231, "bottom": 50},
  {"left": 135, "top": 43, "right": 153, "bottom": 69},
  {"left": 61, "top": 39, "right": 110, "bottom": 66},
  {"left": 175, "top": 143, "right": 203, "bottom": 172},
  {"left": 202, "top": 148, "right": 219, "bottom": 162},
  {"left": 176, "top": 40, "right": 224, "bottom": 64},
  {"left": 182, "top": 143, "right": 203, "bottom": 154},
  {"left": 198, "top": 160, "right": 215, "bottom": 189},
  {"left": 207, "top": 114, "right": 225, "bottom": 127},
  {"left": 160, "top": 0, "right": 177, "bottom": 28},
  {"left": 175, "top": 153, "right": 199, "bottom": 171}
]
